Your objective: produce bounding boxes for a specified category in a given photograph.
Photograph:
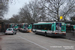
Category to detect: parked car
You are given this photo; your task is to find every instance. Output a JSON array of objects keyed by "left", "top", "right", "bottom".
[
  {"left": 5, "top": 28, "right": 17, "bottom": 35},
  {"left": 19, "top": 27, "right": 28, "bottom": 33},
  {"left": 23, "top": 27, "right": 28, "bottom": 32}
]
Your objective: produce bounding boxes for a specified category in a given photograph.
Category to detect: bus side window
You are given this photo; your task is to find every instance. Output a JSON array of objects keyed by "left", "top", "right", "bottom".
[
  {"left": 44, "top": 28, "right": 46, "bottom": 30},
  {"left": 48, "top": 24, "right": 51, "bottom": 30},
  {"left": 38, "top": 25, "right": 41, "bottom": 29},
  {"left": 33, "top": 25, "right": 35, "bottom": 29}
]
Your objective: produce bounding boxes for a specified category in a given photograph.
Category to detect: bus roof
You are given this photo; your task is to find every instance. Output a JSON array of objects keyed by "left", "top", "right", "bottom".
[{"left": 33, "top": 22, "right": 65, "bottom": 25}]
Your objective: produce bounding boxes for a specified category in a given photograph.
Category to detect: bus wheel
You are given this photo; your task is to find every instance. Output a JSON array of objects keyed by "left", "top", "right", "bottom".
[
  {"left": 35, "top": 32, "right": 37, "bottom": 34},
  {"left": 45, "top": 33, "right": 47, "bottom": 37}
]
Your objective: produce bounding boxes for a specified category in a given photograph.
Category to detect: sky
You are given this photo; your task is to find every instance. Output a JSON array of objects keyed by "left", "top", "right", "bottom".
[{"left": 4, "top": 0, "right": 31, "bottom": 19}]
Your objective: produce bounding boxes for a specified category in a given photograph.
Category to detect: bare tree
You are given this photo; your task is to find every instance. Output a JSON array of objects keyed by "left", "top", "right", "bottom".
[
  {"left": 9, "top": 15, "right": 20, "bottom": 23},
  {"left": 39, "top": 0, "right": 75, "bottom": 21},
  {"left": 28, "top": 0, "right": 40, "bottom": 22},
  {"left": 18, "top": 5, "right": 34, "bottom": 23},
  {"left": 17, "top": 1, "right": 42, "bottom": 23},
  {"left": 0, "top": 0, "right": 9, "bottom": 19},
  {"left": 9, "top": 0, "right": 48, "bottom": 23},
  {"left": 9, "top": 0, "right": 75, "bottom": 23},
  {"left": 71, "top": 17, "right": 75, "bottom": 21}
]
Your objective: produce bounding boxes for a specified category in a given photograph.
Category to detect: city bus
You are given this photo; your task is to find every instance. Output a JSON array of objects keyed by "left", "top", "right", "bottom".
[
  {"left": 18, "top": 23, "right": 29, "bottom": 32},
  {"left": 27, "top": 24, "right": 32, "bottom": 32},
  {"left": 65, "top": 21, "right": 75, "bottom": 33},
  {"left": 33, "top": 22, "right": 66, "bottom": 36},
  {"left": 66, "top": 24, "right": 75, "bottom": 33},
  {"left": 14, "top": 24, "right": 19, "bottom": 30}
]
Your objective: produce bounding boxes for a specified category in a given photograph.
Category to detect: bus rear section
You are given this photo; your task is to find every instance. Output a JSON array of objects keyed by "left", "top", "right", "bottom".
[{"left": 49, "top": 22, "right": 66, "bottom": 36}]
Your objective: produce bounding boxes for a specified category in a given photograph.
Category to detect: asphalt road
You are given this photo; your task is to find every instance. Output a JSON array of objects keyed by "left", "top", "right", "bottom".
[{"left": 1, "top": 32, "right": 75, "bottom": 50}]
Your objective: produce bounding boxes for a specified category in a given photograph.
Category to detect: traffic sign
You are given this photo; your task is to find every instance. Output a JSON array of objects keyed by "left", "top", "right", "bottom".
[{"left": 60, "top": 16, "right": 63, "bottom": 20}]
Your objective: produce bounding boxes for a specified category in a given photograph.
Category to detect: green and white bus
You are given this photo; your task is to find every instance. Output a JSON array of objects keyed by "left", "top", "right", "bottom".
[{"left": 33, "top": 22, "right": 66, "bottom": 36}]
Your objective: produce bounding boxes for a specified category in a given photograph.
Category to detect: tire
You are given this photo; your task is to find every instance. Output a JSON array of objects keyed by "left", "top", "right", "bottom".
[
  {"left": 5, "top": 33, "right": 7, "bottom": 35},
  {"left": 12, "top": 33, "right": 14, "bottom": 35},
  {"left": 13, "top": 33, "right": 16, "bottom": 35},
  {"left": 15, "top": 33, "right": 16, "bottom": 35},
  {"left": 45, "top": 32, "right": 48, "bottom": 37},
  {"left": 35, "top": 31, "right": 38, "bottom": 34},
  {"left": 35, "top": 32, "right": 37, "bottom": 34}
]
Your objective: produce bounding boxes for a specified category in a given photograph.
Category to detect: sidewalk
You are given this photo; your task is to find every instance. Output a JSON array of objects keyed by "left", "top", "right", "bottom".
[{"left": 66, "top": 32, "right": 75, "bottom": 41}]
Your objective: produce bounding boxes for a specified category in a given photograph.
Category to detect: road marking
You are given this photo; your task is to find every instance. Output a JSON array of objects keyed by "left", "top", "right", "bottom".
[{"left": 18, "top": 36, "right": 49, "bottom": 50}]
